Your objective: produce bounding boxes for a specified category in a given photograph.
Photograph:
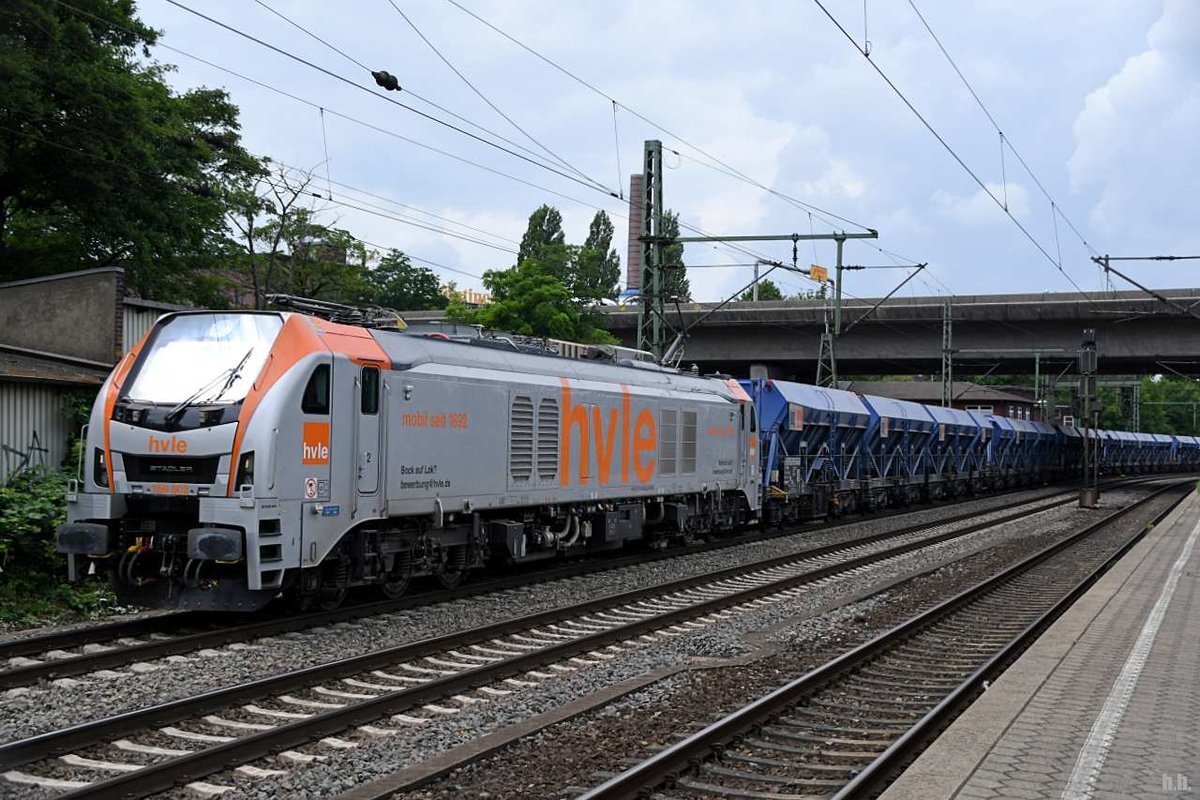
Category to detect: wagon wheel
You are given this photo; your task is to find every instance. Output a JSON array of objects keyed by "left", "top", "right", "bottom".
[{"left": 379, "top": 547, "right": 414, "bottom": 600}]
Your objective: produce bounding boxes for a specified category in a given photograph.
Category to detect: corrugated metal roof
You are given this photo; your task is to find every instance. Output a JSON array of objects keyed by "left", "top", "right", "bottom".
[
  {"left": 767, "top": 380, "right": 870, "bottom": 415},
  {"left": 925, "top": 404, "right": 980, "bottom": 427},
  {"left": 0, "top": 347, "right": 107, "bottom": 386},
  {"left": 842, "top": 380, "right": 1034, "bottom": 405},
  {"left": 860, "top": 394, "right": 935, "bottom": 423}
]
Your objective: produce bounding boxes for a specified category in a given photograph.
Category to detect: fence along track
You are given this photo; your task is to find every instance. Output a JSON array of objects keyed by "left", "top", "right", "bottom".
[
  {"left": 0, "top": 484, "right": 1092, "bottom": 690},
  {"left": 577, "top": 480, "right": 1191, "bottom": 800},
  {"left": 0, "top": 488, "right": 1096, "bottom": 798}
]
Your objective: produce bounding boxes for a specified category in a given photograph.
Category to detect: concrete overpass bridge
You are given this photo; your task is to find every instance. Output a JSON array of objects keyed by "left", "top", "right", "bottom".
[{"left": 408, "top": 288, "right": 1200, "bottom": 379}]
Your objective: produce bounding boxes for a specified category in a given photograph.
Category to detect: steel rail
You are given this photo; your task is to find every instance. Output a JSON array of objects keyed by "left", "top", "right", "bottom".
[
  {"left": 832, "top": 481, "right": 1192, "bottom": 799},
  {"left": 578, "top": 479, "right": 1191, "bottom": 800},
  {"left": 0, "top": 481, "right": 1094, "bottom": 689},
  {"left": 0, "top": 487, "right": 1097, "bottom": 794}
]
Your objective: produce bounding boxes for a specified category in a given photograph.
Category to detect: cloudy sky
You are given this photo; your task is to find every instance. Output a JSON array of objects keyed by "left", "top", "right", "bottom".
[{"left": 137, "top": 0, "right": 1198, "bottom": 302}]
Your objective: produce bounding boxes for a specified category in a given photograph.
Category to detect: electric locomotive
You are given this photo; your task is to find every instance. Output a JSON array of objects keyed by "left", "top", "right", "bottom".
[{"left": 56, "top": 309, "right": 761, "bottom": 611}]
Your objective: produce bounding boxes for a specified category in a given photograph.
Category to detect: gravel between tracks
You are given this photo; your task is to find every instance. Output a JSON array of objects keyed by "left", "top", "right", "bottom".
[
  {"left": 400, "top": 486, "right": 1173, "bottom": 800},
  {"left": 131, "top": 489, "right": 1155, "bottom": 800},
  {"left": 0, "top": 486, "right": 1075, "bottom": 744}
]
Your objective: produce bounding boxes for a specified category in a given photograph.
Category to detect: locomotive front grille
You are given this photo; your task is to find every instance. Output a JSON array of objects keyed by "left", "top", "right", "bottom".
[{"left": 122, "top": 454, "right": 221, "bottom": 484}]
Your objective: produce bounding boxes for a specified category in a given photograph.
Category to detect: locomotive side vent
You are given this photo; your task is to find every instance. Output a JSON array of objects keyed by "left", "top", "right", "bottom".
[
  {"left": 537, "top": 397, "right": 560, "bottom": 481},
  {"left": 660, "top": 408, "right": 678, "bottom": 476},
  {"left": 682, "top": 410, "right": 698, "bottom": 474},
  {"left": 509, "top": 395, "right": 534, "bottom": 481}
]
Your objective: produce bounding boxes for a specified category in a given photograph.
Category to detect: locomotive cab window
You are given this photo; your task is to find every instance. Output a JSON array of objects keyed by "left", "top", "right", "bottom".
[
  {"left": 360, "top": 367, "right": 379, "bottom": 414},
  {"left": 302, "top": 364, "right": 331, "bottom": 414}
]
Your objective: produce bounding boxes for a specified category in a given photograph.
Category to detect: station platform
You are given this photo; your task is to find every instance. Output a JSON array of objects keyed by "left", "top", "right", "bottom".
[{"left": 881, "top": 488, "right": 1200, "bottom": 800}]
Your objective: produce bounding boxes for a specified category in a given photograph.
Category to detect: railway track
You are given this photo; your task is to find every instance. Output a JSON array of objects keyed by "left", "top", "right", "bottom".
[
  {"left": 0, "top": 482, "right": 1097, "bottom": 691},
  {"left": 0, "top": 484, "right": 1101, "bottom": 798},
  {"left": 577, "top": 479, "right": 1191, "bottom": 800}
]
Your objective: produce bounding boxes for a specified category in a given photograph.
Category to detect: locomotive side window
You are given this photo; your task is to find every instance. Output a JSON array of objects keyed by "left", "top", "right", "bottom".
[
  {"left": 360, "top": 367, "right": 379, "bottom": 415},
  {"left": 681, "top": 411, "right": 697, "bottom": 474},
  {"left": 660, "top": 408, "right": 678, "bottom": 476},
  {"left": 302, "top": 364, "right": 331, "bottom": 414}
]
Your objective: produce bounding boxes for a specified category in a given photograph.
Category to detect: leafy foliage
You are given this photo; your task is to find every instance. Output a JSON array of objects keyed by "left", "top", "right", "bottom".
[
  {"left": 467, "top": 257, "right": 617, "bottom": 344},
  {"left": 0, "top": 468, "right": 117, "bottom": 624},
  {"left": 659, "top": 210, "right": 691, "bottom": 301},
  {"left": 739, "top": 278, "right": 784, "bottom": 301},
  {"left": 517, "top": 204, "right": 566, "bottom": 265},
  {"left": 572, "top": 211, "right": 621, "bottom": 302},
  {"left": 1096, "top": 377, "right": 1200, "bottom": 435},
  {"left": 366, "top": 249, "right": 447, "bottom": 310},
  {"left": 0, "top": 0, "right": 261, "bottom": 302},
  {"left": 450, "top": 205, "right": 618, "bottom": 344}
]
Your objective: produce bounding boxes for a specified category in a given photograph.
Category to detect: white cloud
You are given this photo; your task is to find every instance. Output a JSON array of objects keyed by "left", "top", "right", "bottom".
[
  {"left": 932, "top": 182, "right": 1030, "bottom": 226},
  {"left": 138, "top": 0, "right": 1194, "bottom": 300},
  {"left": 1069, "top": 0, "right": 1200, "bottom": 250}
]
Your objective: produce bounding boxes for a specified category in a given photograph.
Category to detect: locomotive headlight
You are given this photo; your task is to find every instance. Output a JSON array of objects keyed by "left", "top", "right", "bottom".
[
  {"left": 93, "top": 448, "right": 108, "bottom": 488},
  {"left": 235, "top": 451, "right": 255, "bottom": 489}
]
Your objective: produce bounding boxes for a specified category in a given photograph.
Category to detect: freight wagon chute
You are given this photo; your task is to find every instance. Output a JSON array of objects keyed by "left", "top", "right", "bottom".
[
  {"left": 858, "top": 394, "right": 937, "bottom": 506},
  {"left": 741, "top": 379, "right": 870, "bottom": 520},
  {"left": 923, "top": 405, "right": 982, "bottom": 493}
]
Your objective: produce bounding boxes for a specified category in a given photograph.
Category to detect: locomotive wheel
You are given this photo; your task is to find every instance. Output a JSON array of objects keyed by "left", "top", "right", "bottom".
[
  {"left": 437, "top": 545, "right": 468, "bottom": 590},
  {"left": 317, "top": 559, "right": 350, "bottom": 611},
  {"left": 380, "top": 549, "right": 414, "bottom": 600}
]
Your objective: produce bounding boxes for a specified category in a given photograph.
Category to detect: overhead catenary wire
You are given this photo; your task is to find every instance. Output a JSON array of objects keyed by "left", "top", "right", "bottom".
[
  {"left": 52, "top": 0, "right": 886, "bottom": 300},
  {"left": 811, "top": 0, "right": 1098, "bottom": 308},
  {"left": 252, "top": 0, "right": 600, "bottom": 181},
  {"left": 320, "top": 194, "right": 519, "bottom": 255},
  {"left": 441, "top": 0, "right": 873, "bottom": 234},
  {"left": 138, "top": 30, "right": 766, "bottom": 283},
  {"left": 3, "top": 92, "right": 524, "bottom": 254},
  {"left": 0, "top": 122, "right": 489, "bottom": 285},
  {"left": 281, "top": 168, "right": 521, "bottom": 247},
  {"left": 318, "top": 107, "right": 332, "bottom": 200},
  {"left": 906, "top": 0, "right": 1099, "bottom": 261},
  {"left": 159, "top": 0, "right": 619, "bottom": 198},
  {"left": 381, "top": 0, "right": 614, "bottom": 195},
  {"left": 54, "top": 0, "right": 609, "bottom": 215}
]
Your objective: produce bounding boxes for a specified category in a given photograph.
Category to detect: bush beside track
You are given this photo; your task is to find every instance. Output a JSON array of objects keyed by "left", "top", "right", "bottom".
[{"left": 0, "top": 468, "right": 120, "bottom": 627}]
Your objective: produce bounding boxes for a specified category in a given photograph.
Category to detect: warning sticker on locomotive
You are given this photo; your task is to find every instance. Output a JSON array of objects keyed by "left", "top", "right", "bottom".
[{"left": 304, "top": 477, "right": 318, "bottom": 499}]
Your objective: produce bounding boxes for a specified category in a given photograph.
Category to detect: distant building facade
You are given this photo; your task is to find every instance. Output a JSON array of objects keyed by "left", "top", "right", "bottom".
[
  {"left": 840, "top": 380, "right": 1039, "bottom": 420},
  {"left": 0, "top": 269, "right": 185, "bottom": 482}
]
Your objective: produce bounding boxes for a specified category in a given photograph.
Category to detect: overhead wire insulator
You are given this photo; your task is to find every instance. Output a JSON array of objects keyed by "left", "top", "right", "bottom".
[{"left": 371, "top": 69, "right": 401, "bottom": 91}]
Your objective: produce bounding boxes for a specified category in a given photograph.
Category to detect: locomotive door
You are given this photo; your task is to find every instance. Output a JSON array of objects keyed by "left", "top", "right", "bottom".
[
  {"left": 356, "top": 366, "right": 381, "bottom": 494},
  {"left": 738, "top": 403, "right": 748, "bottom": 480}
]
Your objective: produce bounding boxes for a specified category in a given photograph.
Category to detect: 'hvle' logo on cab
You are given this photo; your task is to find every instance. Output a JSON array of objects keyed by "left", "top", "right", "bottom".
[
  {"left": 302, "top": 422, "right": 331, "bottom": 465},
  {"left": 148, "top": 434, "right": 188, "bottom": 454}
]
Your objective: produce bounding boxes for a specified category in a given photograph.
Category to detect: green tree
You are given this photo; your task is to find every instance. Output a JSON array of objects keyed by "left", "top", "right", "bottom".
[
  {"left": 660, "top": 210, "right": 691, "bottom": 301},
  {"left": 572, "top": 210, "right": 621, "bottom": 302},
  {"left": 273, "top": 210, "right": 370, "bottom": 304},
  {"left": 456, "top": 255, "right": 616, "bottom": 344},
  {"left": 0, "top": 0, "right": 261, "bottom": 301},
  {"left": 517, "top": 204, "right": 566, "bottom": 265},
  {"left": 366, "top": 249, "right": 447, "bottom": 310},
  {"left": 739, "top": 278, "right": 784, "bottom": 301},
  {"left": 226, "top": 163, "right": 308, "bottom": 309},
  {"left": 793, "top": 283, "right": 829, "bottom": 300}
]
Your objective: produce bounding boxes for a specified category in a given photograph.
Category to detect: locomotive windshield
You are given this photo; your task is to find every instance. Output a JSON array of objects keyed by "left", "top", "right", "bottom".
[{"left": 124, "top": 313, "right": 283, "bottom": 405}]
